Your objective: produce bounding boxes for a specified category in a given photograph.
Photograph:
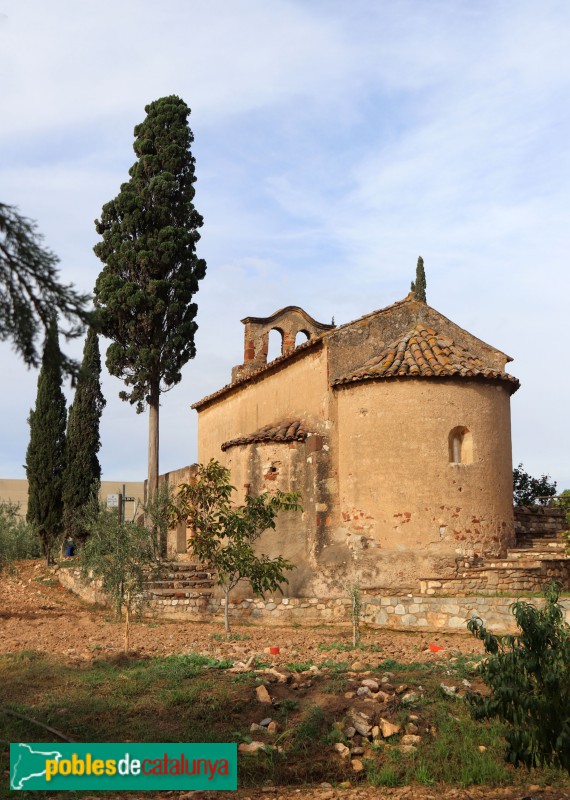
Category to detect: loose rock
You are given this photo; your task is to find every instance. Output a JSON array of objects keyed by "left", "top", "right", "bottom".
[
  {"left": 401, "top": 734, "right": 421, "bottom": 746},
  {"left": 334, "top": 743, "right": 350, "bottom": 759},
  {"left": 238, "top": 741, "right": 266, "bottom": 754},
  {"left": 256, "top": 685, "right": 272, "bottom": 703},
  {"left": 380, "top": 718, "right": 400, "bottom": 738}
]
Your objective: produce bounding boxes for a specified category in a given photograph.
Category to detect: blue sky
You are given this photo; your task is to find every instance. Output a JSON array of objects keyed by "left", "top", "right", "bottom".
[{"left": 1, "top": 0, "right": 569, "bottom": 490}]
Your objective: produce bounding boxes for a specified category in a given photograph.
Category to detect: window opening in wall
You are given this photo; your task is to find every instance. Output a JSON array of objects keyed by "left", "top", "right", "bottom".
[
  {"left": 294, "top": 330, "right": 310, "bottom": 347},
  {"left": 449, "top": 426, "right": 473, "bottom": 464},
  {"left": 267, "top": 328, "right": 283, "bottom": 362}
]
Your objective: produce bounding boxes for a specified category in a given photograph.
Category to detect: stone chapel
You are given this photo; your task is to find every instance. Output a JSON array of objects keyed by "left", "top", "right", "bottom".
[{"left": 187, "top": 290, "right": 520, "bottom": 599}]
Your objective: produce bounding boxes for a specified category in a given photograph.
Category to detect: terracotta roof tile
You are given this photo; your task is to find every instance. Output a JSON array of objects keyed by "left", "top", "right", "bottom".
[
  {"left": 332, "top": 324, "right": 520, "bottom": 391},
  {"left": 221, "top": 419, "right": 311, "bottom": 451}
]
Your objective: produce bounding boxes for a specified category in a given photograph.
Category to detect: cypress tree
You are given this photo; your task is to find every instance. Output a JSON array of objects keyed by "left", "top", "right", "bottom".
[
  {"left": 25, "top": 319, "right": 67, "bottom": 562},
  {"left": 93, "top": 95, "right": 206, "bottom": 498},
  {"left": 62, "top": 328, "right": 106, "bottom": 540},
  {"left": 411, "top": 255, "right": 427, "bottom": 302}
]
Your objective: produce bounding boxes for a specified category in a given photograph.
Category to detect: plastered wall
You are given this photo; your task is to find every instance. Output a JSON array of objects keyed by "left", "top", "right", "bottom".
[
  {"left": 327, "top": 377, "right": 514, "bottom": 590},
  {"left": 198, "top": 347, "right": 330, "bottom": 466}
]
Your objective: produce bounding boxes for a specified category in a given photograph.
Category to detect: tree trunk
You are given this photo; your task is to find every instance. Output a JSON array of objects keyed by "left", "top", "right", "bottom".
[
  {"left": 224, "top": 587, "right": 231, "bottom": 635},
  {"left": 124, "top": 597, "right": 130, "bottom": 654},
  {"left": 147, "top": 387, "right": 159, "bottom": 505},
  {"left": 42, "top": 534, "right": 52, "bottom": 566}
]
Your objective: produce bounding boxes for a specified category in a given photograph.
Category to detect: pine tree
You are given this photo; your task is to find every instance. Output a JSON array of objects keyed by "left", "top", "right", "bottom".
[
  {"left": 93, "top": 96, "right": 206, "bottom": 498},
  {"left": 0, "top": 202, "right": 90, "bottom": 375},
  {"left": 411, "top": 255, "right": 427, "bottom": 302},
  {"left": 62, "top": 328, "right": 106, "bottom": 540},
  {"left": 25, "top": 319, "right": 67, "bottom": 562}
]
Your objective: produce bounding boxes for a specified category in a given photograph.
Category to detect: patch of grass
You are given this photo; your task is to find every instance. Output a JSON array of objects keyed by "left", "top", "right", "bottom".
[
  {"left": 0, "top": 651, "right": 251, "bottom": 754},
  {"left": 414, "top": 759, "right": 435, "bottom": 785},
  {"left": 319, "top": 658, "right": 349, "bottom": 672},
  {"left": 277, "top": 698, "right": 299, "bottom": 723},
  {"left": 321, "top": 674, "right": 347, "bottom": 694},
  {"left": 288, "top": 705, "right": 327, "bottom": 753},
  {"left": 34, "top": 576, "right": 61, "bottom": 588},
  {"left": 367, "top": 759, "right": 402, "bottom": 787},
  {"left": 317, "top": 641, "right": 354, "bottom": 652},
  {"left": 377, "top": 657, "right": 399, "bottom": 670},
  {"left": 317, "top": 641, "right": 383, "bottom": 654},
  {"left": 2, "top": 649, "right": 569, "bottom": 795},
  {"left": 211, "top": 631, "right": 252, "bottom": 641},
  {"left": 231, "top": 671, "right": 256, "bottom": 684},
  {"left": 285, "top": 660, "right": 313, "bottom": 672}
]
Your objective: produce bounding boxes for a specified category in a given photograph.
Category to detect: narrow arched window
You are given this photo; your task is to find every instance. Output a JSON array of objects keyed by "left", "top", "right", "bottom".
[
  {"left": 294, "top": 329, "right": 310, "bottom": 347},
  {"left": 449, "top": 426, "right": 473, "bottom": 464}
]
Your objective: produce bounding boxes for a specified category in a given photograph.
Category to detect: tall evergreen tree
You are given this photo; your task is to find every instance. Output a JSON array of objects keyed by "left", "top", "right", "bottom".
[
  {"left": 62, "top": 328, "right": 106, "bottom": 540},
  {"left": 0, "top": 202, "right": 91, "bottom": 375},
  {"left": 93, "top": 95, "right": 206, "bottom": 498},
  {"left": 25, "top": 319, "right": 67, "bottom": 562},
  {"left": 411, "top": 255, "right": 427, "bottom": 302}
]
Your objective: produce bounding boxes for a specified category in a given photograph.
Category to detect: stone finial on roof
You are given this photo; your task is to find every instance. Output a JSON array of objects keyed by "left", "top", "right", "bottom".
[{"left": 410, "top": 256, "right": 427, "bottom": 302}]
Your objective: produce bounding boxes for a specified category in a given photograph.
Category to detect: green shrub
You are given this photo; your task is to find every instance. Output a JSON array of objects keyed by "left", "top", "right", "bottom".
[
  {"left": 0, "top": 501, "right": 40, "bottom": 569},
  {"left": 468, "top": 582, "right": 570, "bottom": 773}
]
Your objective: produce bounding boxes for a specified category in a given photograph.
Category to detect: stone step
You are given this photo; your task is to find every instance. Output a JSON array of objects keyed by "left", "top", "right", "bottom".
[
  {"left": 144, "top": 579, "right": 214, "bottom": 589},
  {"left": 507, "top": 547, "right": 569, "bottom": 560},
  {"left": 157, "top": 561, "right": 207, "bottom": 572},
  {"left": 160, "top": 571, "right": 214, "bottom": 580},
  {"left": 515, "top": 538, "right": 567, "bottom": 550},
  {"left": 146, "top": 588, "right": 213, "bottom": 598},
  {"left": 464, "top": 562, "right": 543, "bottom": 575}
]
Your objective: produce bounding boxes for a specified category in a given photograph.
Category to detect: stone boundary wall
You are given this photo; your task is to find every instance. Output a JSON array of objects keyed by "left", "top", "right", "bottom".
[
  {"left": 56, "top": 565, "right": 570, "bottom": 635},
  {"left": 514, "top": 506, "right": 567, "bottom": 537}
]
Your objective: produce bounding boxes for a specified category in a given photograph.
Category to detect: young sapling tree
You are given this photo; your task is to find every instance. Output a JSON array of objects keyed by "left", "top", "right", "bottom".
[{"left": 174, "top": 460, "right": 301, "bottom": 634}]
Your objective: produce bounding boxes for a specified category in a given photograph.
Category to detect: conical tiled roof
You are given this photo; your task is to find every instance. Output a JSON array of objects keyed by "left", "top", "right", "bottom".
[{"left": 333, "top": 324, "right": 519, "bottom": 390}]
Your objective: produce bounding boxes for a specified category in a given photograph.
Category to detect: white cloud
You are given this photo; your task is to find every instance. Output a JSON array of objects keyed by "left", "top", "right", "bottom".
[{"left": 1, "top": 0, "right": 569, "bottom": 489}]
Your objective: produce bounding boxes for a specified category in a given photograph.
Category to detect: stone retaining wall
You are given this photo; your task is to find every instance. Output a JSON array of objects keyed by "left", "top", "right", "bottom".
[
  {"left": 56, "top": 565, "right": 570, "bottom": 635},
  {"left": 420, "top": 559, "right": 570, "bottom": 595},
  {"left": 514, "top": 506, "right": 567, "bottom": 537}
]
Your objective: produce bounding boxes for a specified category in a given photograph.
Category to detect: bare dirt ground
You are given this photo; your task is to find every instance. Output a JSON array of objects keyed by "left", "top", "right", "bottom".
[
  {"left": 2, "top": 561, "right": 568, "bottom": 800},
  {"left": 0, "top": 561, "right": 485, "bottom": 666}
]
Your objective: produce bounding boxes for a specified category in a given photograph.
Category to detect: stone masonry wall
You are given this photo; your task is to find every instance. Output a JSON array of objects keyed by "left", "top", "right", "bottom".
[
  {"left": 514, "top": 506, "right": 568, "bottom": 538},
  {"left": 57, "top": 565, "right": 570, "bottom": 636}
]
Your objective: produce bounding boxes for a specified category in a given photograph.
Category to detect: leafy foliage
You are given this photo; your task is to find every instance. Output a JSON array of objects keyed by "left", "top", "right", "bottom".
[
  {"left": 468, "top": 583, "right": 570, "bottom": 773},
  {"left": 174, "top": 460, "right": 301, "bottom": 633},
  {"left": 513, "top": 463, "right": 557, "bottom": 505},
  {"left": 0, "top": 501, "right": 40, "bottom": 572},
  {"left": 25, "top": 320, "right": 67, "bottom": 562},
  {"left": 411, "top": 255, "right": 427, "bottom": 302},
  {"left": 556, "top": 490, "right": 570, "bottom": 536},
  {"left": 142, "top": 480, "right": 175, "bottom": 558},
  {"left": 62, "top": 328, "right": 106, "bottom": 540},
  {"left": 93, "top": 95, "right": 206, "bottom": 494},
  {"left": 80, "top": 506, "right": 160, "bottom": 652},
  {"left": 0, "top": 202, "right": 90, "bottom": 375}
]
